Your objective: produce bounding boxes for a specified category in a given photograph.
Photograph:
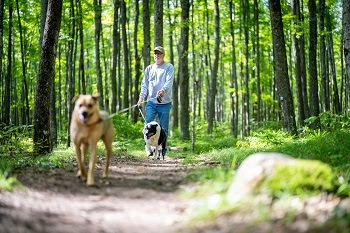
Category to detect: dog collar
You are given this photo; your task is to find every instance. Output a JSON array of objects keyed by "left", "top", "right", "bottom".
[{"left": 86, "top": 118, "right": 103, "bottom": 127}]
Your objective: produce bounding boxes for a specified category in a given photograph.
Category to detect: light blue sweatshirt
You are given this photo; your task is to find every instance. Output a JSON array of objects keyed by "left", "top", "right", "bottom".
[{"left": 139, "top": 62, "right": 174, "bottom": 104}]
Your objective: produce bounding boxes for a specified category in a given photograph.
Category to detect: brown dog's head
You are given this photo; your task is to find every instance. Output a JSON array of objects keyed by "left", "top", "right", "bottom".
[{"left": 72, "top": 94, "right": 101, "bottom": 124}]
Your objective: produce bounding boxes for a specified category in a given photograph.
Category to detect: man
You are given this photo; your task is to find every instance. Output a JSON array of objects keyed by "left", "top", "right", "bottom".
[{"left": 138, "top": 46, "right": 174, "bottom": 155}]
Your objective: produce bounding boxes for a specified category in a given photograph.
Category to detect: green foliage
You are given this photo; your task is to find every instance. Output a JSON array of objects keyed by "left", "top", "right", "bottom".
[
  {"left": 112, "top": 114, "right": 144, "bottom": 140},
  {"left": 260, "top": 160, "right": 336, "bottom": 197},
  {"left": 304, "top": 111, "right": 350, "bottom": 131},
  {"left": 0, "top": 171, "right": 21, "bottom": 192},
  {"left": 0, "top": 123, "right": 34, "bottom": 153}
]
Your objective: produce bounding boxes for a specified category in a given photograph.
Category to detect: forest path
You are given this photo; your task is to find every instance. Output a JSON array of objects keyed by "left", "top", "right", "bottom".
[{"left": 0, "top": 154, "right": 192, "bottom": 233}]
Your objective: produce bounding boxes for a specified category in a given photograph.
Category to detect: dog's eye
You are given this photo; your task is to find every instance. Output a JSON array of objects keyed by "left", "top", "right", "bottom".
[
  {"left": 79, "top": 104, "right": 83, "bottom": 108},
  {"left": 88, "top": 104, "right": 93, "bottom": 108}
]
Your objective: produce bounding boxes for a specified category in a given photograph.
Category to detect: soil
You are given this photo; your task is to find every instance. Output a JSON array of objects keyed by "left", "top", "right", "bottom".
[
  {"left": 0, "top": 153, "right": 348, "bottom": 233},
  {"left": 0, "top": 154, "right": 191, "bottom": 233}
]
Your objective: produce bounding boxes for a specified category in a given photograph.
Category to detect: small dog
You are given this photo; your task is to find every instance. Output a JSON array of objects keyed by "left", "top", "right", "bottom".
[
  {"left": 70, "top": 94, "right": 115, "bottom": 186},
  {"left": 143, "top": 121, "right": 167, "bottom": 160}
]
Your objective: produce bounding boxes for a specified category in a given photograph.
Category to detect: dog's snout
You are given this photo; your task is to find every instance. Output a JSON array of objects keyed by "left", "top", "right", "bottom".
[{"left": 82, "top": 111, "right": 88, "bottom": 118}]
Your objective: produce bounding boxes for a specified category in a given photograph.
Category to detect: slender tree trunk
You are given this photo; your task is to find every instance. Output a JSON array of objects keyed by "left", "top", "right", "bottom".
[
  {"left": 179, "top": 0, "right": 190, "bottom": 139},
  {"left": 269, "top": 0, "right": 297, "bottom": 134},
  {"left": 66, "top": 0, "right": 75, "bottom": 148},
  {"left": 3, "top": 0, "right": 12, "bottom": 125},
  {"left": 207, "top": 0, "right": 220, "bottom": 135},
  {"left": 308, "top": 0, "right": 320, "bottom": 129},
  {"left": 33, "top": 0, "right": 63, "bottom": 153},
  {"left": 254, "top": 0, "right": 261, "bottom": 123},
  {"left": 229, "top": 0, "right": 238, "bottom": 137},
  {"left": 326, "top": 10, "right": 341, "bottom": 113},
  {"left": 77, "top": 0, "right": 85, "bottom": 94},
  {"left": 291, "top": 0, "right": 305, "bottom": 125},
  {"left": 191, "top": 0, "right": 196, "bottom": 152},
  {"left": 111, "top": 0, "right": 120, "bottom": 113},
  {"left": 142, "top": 0, "right": 151, "bottom": 69},
  {"left": 0, "top": 0, "right": 4, "bottom": 121},
  {"left": 299, "top": 0, "right": 309, "bottom": 118},
  {"left": 121, "top": 0, "right": 130, "bottom": 109},
  {"left": 319, "top": 0, "right": 330, "bottom": 112},
  {"left": 242, "top": 0, "right": 250, "bottom": 136},
  {"left": 15, "top": 0, "right": 30, "bottom": 125},
  {"left": 94, "top": 0, "right": 104, "bottom": 108},
  {"left": 154, "top": 0, "right": 163, "bottom": 47},
  {"left": 132, "top": 0, "right": 141, "bottom": 122}
]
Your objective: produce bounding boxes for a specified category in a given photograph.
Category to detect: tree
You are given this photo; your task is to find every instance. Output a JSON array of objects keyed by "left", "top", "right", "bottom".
[
  {"left": 308, "top": 0, "right": 320, "bottom": 129},
  {"left": 121, "top": 0, "right": 130, "bottom": 109},
  {"left": 94, "top": 0, "right": 104, "bottom": 108},
  {"left": 111, "top": 0, "right": 120, "bottom": 113},
  {"left": 33, "top": 0, "right": 63, "bottom": 153},
  {"left": 207, "top": 0, "right": 220, "bottom": 134},
  {"left": 179, "top": 0, "right": 190, "bottom": 139},
  {"left": 269, "top": 0, "right": 297, "bottom": 134},
  {"left": 154, "top": 0, "right": 163, "bottom": 47},
  {"left": 3, "top": 0, "right": 12, "bottom": 125},
  {"left": 344, "top": 0, "right": 350, "bottom": 108},
  {"left": 142, "top": 0, "right": 151, "bottom": 69}
]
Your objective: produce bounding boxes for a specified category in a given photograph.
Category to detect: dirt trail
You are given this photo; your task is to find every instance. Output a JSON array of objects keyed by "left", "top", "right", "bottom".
[{"left": 0, "top": 155, "right": 191, "bottom": 233}]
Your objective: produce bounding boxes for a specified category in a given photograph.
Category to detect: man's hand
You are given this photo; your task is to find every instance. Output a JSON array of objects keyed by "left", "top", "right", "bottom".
[
  {"left": 137, "top": 98, "right": 143, "bottom": 106},
  {"left": 157, "top": 90, "right": 165, "bottom": 97}
]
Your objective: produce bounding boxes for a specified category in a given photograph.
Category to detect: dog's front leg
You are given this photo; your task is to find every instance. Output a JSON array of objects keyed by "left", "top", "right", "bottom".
[
  {"left": 103, "top": 140, "right": 112, "bottom": 178},
  {"left": 153, "top": 146, "right": 159, "bottom": 160},
  {"left": 87, "top": 143, "right": 98, "bottom": 186},
  {"left": 75, "top": 143, "right": 87, "bottom": 180},
  {"left": 145, "top": 143, "right": 153, "bottom": 157}
]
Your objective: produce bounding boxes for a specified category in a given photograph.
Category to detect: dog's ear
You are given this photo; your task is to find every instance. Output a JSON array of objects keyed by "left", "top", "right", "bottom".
[
  {"left": 71, "top": 95, "right": 81, "bottom": 104},
  {"left": 91, "top": 94, "right": 101, "bottom": 101}
]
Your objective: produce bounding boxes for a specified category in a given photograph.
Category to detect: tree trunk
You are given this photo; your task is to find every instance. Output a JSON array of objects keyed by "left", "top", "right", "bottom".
[
  {"left": 191, "top": 0, "right": 196, "bottom": 152},
  {"left": 326, "top": 10, "right": 341, "bottom": 113},
  {"left": 154, "top": 0, "right": 163, "bottom": 47},
  {"left": 94, "top": 0, "right": 104, "bottom": 108},
  {"left": 168, "top": 0, "right": 178, "bottom": 129},
  {"left": 229, "top": 0, "right": 238, "bottom": 137},
  {"left": 242, "top": 0, "right": 250, "bottom": 136},
  {"left": 308, "top": 0, "right": 320, "bottom": 129},
  {"left": 77, "top": 0, "right": 85, "bottom": 94},
  {"left": 179, "top": 0, "right": 190, "bottom": 139},
  {"left": 121, "top": 0, "right": 130, "bottom": 110},
  {"left": 111, "top": 0, "right": 120, "bottom": 113},
  {"left": 3, "top": 0, "right": 12, "bottom": 125},
  {"left": 39, "top": 0, "right": 48, "bottom": 49},
  {"left": 132, "top": 0, "right": 141, "bottom": 122},
  {"left": 66, "top": 0, "right": 75, "bottom": 148},
  {"left": 0, "top": 0, "right": 4, "bottom": 121},
  {"left": 33, "top": 0, "right": 63, "bottom": 153},
  {"left": 269, "top": 0, "right": 297, "bottom": 134},
  {"left": 319, "top": 0, "right": 330, "bottom": 112},
  {"left": 254, "top": 0, "right": 261, "bottom": 123},
  {"left": 291, "top": 0, "right": 305, "bottom": 125},
  {"left": 207, "top": 0, "right": 220, "bottom": 135},
  {"left": 142, "top": 0, "right": 151, "bottom": 69}
]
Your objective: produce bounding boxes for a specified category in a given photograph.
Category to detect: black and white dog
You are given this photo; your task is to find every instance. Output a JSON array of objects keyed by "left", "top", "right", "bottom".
[{"left": 143, "top": 121, "right": 167, "bottom": 160}]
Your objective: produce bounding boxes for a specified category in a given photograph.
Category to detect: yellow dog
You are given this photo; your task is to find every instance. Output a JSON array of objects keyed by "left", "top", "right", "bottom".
[{"left": 70, "top": 94, "right": 115, "bottom": 186}]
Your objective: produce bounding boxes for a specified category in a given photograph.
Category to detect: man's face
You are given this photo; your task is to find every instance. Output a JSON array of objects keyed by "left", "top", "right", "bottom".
[{"left": 154, "top": 51, "right": 164, "bottom": 64}]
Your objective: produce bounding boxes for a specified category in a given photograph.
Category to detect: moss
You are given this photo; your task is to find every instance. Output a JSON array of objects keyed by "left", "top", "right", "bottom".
[{"left": 260, "top": 160, "right": 336, "bottom": 196}]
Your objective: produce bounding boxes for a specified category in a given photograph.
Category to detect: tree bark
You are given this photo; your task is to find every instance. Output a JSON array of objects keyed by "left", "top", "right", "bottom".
[
  {"left": 111, "top": 0, "right": 120, "bottom": 113},
  {"left": 179, "top": 0, "right": 190, "bottom": 139},
  {"left": 308, "top": 0, "right": 320, "bottom": 129},
  {"left": 207, "top": 0, "right": 220, "bottom": 135},
  {"left": 94, "top": 0, "right": 104, "bottom": 108},
  {"left": 142, "top": 0, "right": 151, "bottom": 69},
  {"left": 121, "top": 0, "right": 130, "bottom": 109},
  {"left": 291, "top": 0, "right": 305, "bottom": 125},
  {"left": 154, "top": 0, "right": 163, "bottom": 47},
  {"left": 3, "top": 0, "right": 12, "bottom": 125},
  {"left": 0, "top": 0, "right": 4, "bottom": 122},
  {"left": 229, "top": 0, "right": 238, "bottom": 137},
  {"left": 33, "top": 0, "right": 63, "bottom": 153},
  {"left": 269, "top": 0, "right": 297, "bottom": 134},
  {"left": 132, "top": 0, "right": 141, "bottom": 122},
  {"left": 77, "top": 0, "right": 86, "bottom": 94}
]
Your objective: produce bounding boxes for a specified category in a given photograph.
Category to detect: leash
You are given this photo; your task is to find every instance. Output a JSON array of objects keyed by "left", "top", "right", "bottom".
[{"left": 107, "top": 95, "right": 160, "bottom": 120}]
